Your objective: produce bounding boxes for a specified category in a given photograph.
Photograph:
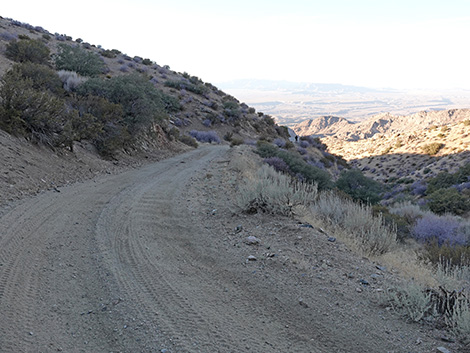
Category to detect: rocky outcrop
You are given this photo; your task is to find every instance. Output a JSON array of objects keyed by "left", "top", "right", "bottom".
[{"left": 293, "top": 109, "right": 470, "bottom": 141}]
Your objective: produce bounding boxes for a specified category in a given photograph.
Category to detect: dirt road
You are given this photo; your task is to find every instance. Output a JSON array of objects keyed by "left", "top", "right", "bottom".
[{"left": 0, "top": 145, "right": 455, "bottom": 352}]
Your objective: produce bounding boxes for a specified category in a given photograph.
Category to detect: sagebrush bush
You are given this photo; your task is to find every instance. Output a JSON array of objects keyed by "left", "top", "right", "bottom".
[
  {"left": 57, "top": 70, "right": 87, "bottom": 92},
  {"left": 5, "top": 39, "right": 50, "bottom": 64},
  {"left": 238, "top": 164, "right": 318, "bottom": 216},
  {"left": 311, "top": 191, "right": 397, "bottom": 254},
  {"left": 189, "top": 130, "right": 220, "bottom": 144},
  {"left": 386, "top": 282, "right": 433, "bottom": 322},
  {"left": 55, "top": 44, "right": 106, "bottom": 76}
]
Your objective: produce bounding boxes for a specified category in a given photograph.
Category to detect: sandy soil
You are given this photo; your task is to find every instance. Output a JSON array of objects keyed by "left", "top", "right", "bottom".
[{"left": 0, "top": 144, "right": 465, "bottom": 352}]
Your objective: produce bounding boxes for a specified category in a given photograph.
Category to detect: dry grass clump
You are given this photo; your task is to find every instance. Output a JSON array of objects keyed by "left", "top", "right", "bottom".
[
  {"left": 237, "top": 164, "right": 317, "bottom": 216},
  {"left": 309, "top": 191, "right": 397, "bottom": 255}
]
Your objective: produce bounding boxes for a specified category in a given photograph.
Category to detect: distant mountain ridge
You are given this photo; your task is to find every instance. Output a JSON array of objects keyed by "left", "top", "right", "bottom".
[
  {"left": 217, "top": 79, "right": 382, "bottom": 94},
  {"left": 293, "top": 109, "right": 470, "bottom": 141}
]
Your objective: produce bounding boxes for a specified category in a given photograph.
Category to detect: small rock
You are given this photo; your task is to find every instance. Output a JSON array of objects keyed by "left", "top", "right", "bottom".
[
  {"left": 235, "top": 225, "right": 243, "bottom": 233},
  {"left": 299, "top": 223, "right": 313, "bottom": 229},
  {"left": 211, "top": 209, "right": 217, "bottom": 215},
  {"left": 245, "top": 236, "right": 261, "bottom": 245},
  {"left": 29, "top": 332, "right": 33, "bottom": 336},
  {"left": 440, "top": 336, "right": 455, "bottom": 343},
  {"left": 436, "top": 347, "right": 451, "bottom": 353},
  {"left": 416, "top": 338, "right": 422, "bottom": 345},
  {"left": 370, "top": 273, "right": 382, "bottom": 280},
  {"left": 359, "top": 279, "right": 369, "bottom": 286},
  {"left": 299, "top": 298, "right": 309, "bottom": 308},
  {"left": 247, "top": 255, "right": 257, "bottom": 261},
  {"left": 356, "top": 287, "right": 363, "bottom": 293},
  {"left": 327, "top": 237, "right": 336, "bottom": 242},
  {"left": 376, "top": 265, "right": 387, "bottom": 272},
  {"left": 266, "top": 253, "right": 276, "bottom": 258}
]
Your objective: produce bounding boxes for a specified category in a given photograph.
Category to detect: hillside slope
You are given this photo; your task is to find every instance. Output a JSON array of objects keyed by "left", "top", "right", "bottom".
[{"left": 294, "top": 109, "right": 470, "bottom": 141}]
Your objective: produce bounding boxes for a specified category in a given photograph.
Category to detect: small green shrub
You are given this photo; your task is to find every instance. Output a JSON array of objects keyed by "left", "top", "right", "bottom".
[
  {"left": 336, "top": 169, "right": 382, "bottom": 204},
  {"left": 55, "top": 44, "right": 106, "bottom": 76},
  {"left": 230, "top": 138, "right": 244, "bottom": 147},
  {"left": 0, "top": 67, "right": 68, "bottom": 144},
  {"left": 179, "top": 135, "right": 198, "bottom": 148},
  {"left": 5, "top": 39, "right": 50, "bottom": 64},
  {"left": 427, "top": 187, "right": 470, "bottom": 215},
  {"left": 423, "top": 241, "right": 470, "bottom": 267}
]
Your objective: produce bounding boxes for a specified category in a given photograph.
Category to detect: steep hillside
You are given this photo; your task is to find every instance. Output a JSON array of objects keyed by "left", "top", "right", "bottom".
[
  {"left": 323, "top": 120, "right": 470, "bottom": 183},
  {"left": 291, "top": 115, "right": 353, "bottom": 138},
  {"left": 0, "top": 17, "right": 286, "bottom": 150},
  {"left": 0, "top": 16, "right": 291, "bottom": 203},
  {"left": 294, "top": 109, "right": 470, "bottom": 141}
]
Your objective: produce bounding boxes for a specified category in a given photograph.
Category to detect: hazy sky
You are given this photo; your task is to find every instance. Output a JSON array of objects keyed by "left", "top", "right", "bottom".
[{"left": 2, "top": 1, "right": 470, "bottom": 89}]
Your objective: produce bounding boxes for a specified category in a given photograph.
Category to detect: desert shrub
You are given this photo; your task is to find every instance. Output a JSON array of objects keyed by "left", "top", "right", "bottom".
[
  {"left": 223, "top": 101, "right": 241, "bottom": 118},
  {"left": 57, "top": 70, "right": 87, "bottom": 92},
  {"left": 164, "top": 79, "right": 208, "bottom": 96},
  {"left": 462, "top": 120, "right": 470, "bottom": 126},
  {"left": 372, "top": 205, "right": 412, "bottom": 242},
  {"left": 100, "top": 49, "right": 116, "bottom": 58},
  {"left": 230, "top": 138, "right": 244, "bottom": 147},
  {"left": 386, "top": 282, "right": 433, "bottom": 322},
  {"left": 189, "top": 130, "right": 220, "bottom": 143},
  {"left": 264, "top": 157, "right": 290, "bottom": 174},
  {"left": 263, "top": 115, "right": 275, "bottom": 126},
  {"left": 10, "top": 62, "right": 64, "bottom": 95},
  {"left": 77, "top": 74, "right": 169, "bottom": 134},
  {"left": 0, "top": 67, "right": 68, "bottom": 145},
  {"left": 273, "top": 138, "right": 286, "bottom": 148},
  {"left": 409, "top": 180, "right": 427, "bottom": 196},
  {"left": 180, "top": 135, "right": 198, "bottom": 148},
  {"left": 412, "top": 213, "right": 466, "bottom": 246},
  {"left": 160, "top": 93, "right": 181, "bottom": 113},
  {"left": 311, "top": 191, "right": 397, "bottom": 254},
  {"left": 335, "top": 169, "right": 382, "bottom": 204},
  {"left": 237, "top": 164, "right": 318, "bottom": 216},
  {"left": 445, "top": 296, "right": 470, "bottom": 344},
  {"left": 55, "top": 44, "right": 106, "bottom": 76},
  {"left": 427, "top": 188, "right": 470, "bottom": 215},
  {"left": 423, "top": 241, "right": 470, "bottom": 267},
  {"left": 389, "top": 202, "right": 427, "bottom": 224},
  {"left": 256, "top": 141, "right": 333, "bottom": 190},
  {"left": 5, "top": 39, "right": 50, "bottom": 64},
  {"left": 421, "top": 142, "right": 444, "bottom": 155},
  {"left": 0, "top": 32, "right": 17, "bottom": 41}
]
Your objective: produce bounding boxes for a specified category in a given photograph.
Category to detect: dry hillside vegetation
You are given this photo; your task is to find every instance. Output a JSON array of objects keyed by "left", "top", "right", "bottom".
[{"left": 325, "top": 120, "right": 470, "bottom": 183}]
